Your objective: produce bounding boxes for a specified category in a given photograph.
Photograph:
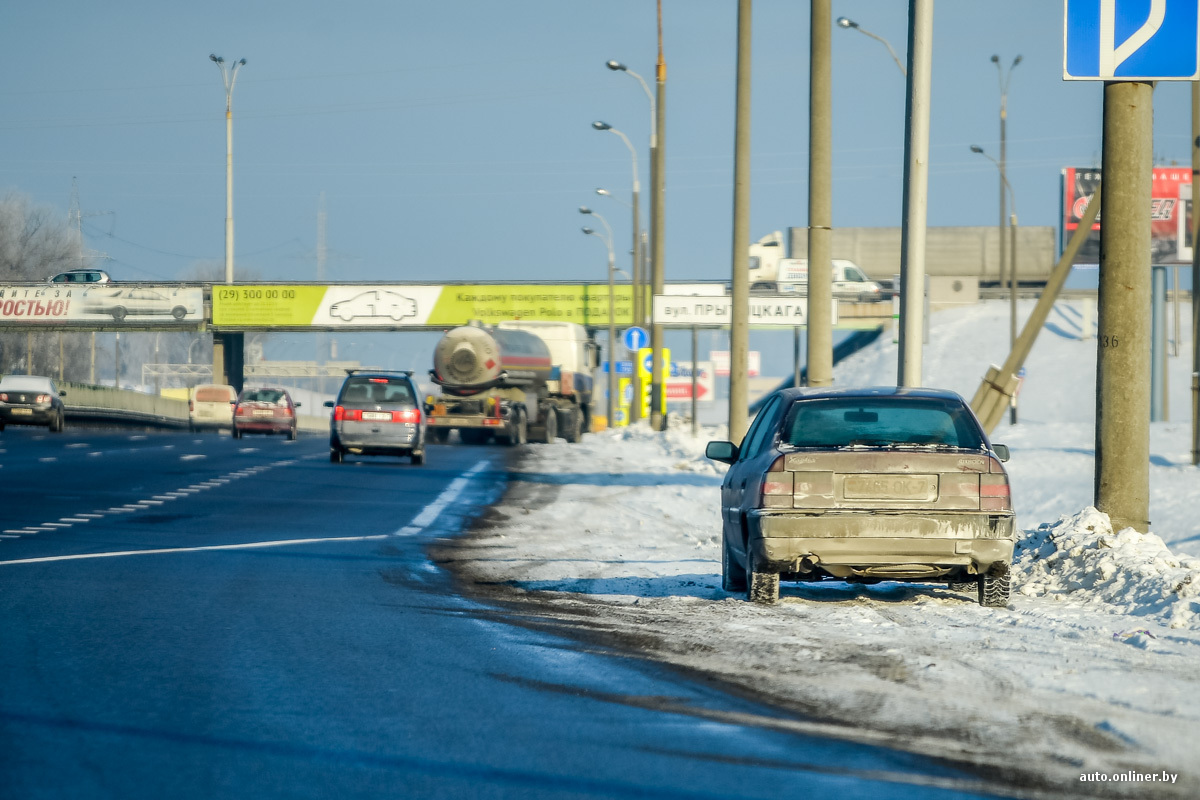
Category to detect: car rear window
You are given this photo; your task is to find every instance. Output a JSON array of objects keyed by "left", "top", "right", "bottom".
[
  {"left": 241, "top": 389, "right": 285, "bottom": 404},
  {"left": 195, "top": 387, "right": 233, "bottom": 402},
  {"left": 341, "top": 378, "right": 413, "bottom": 405},
  {"left": 783, "top": 397, "right": 985, "bottom": 450}
]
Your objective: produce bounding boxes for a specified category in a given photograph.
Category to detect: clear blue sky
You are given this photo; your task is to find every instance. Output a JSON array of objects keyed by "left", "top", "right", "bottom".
[{"left": 2, "top": 1, "right": 1193, "bottom": 288}]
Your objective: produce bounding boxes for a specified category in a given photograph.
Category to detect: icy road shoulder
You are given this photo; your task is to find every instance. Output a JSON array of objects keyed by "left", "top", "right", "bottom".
[{"left": 435, "top": 426, "right": 1200, "bottom": 799}]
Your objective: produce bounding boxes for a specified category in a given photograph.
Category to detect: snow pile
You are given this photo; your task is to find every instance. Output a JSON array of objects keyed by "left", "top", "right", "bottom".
[{"left": 1015, "top": 507, "right": 1200, "bottom": 629}]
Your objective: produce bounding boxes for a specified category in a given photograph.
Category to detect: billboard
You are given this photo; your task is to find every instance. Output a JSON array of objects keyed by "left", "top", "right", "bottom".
[
  {"left": 0, "top": 284, "right": 204, "bottom": 326},
  {"left": 212, "top": 284, "right": 641, "bottom": 329},
  {"left": 1061, "top": 166, "right": 1193, "bottom": 266}
]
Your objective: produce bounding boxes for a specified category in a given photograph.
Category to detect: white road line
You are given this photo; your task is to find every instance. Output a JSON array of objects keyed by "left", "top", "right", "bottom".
[
  {"left": 0, "top": 535, "right": 391, "bottom": 566},
  {"left": 60, "top": 518, "right": 90, "bottom": 523},
  {"left": 41, "top": 523, "right": 71, "bottom": 528},
  {"left": 140, "top": 500, "right": 165, "bottom": 506},
  {"left": 394, "top": 459, "right": 490, "bottom": 537},
  {"left": 152, "top": 495, "right": 176, "bottom": 501},
  {"left": 38, "top": 457, "right": 57, "bottom": 463},
  {"left": 78, "top": 513, "right": 104, "bottom": 519},
  {"left": 0, "top": 534, "right": 20, "bottom": 539}
]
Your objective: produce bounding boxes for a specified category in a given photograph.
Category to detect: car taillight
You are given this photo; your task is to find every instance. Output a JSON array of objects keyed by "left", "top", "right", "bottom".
[
  {"left": 281, "top": 406, "right": 293, "bottom": 416},
  {"left": 980, "top": 475, "right": 1011, "bottom": 511},
  {"left": 0, "top": 393, "right": 8, "bottom": 402},
  {"left": 334, "top": 405, "right": 345, "bottom": 421},
  {"left": 36, "top": 394, "right": 50, "bottom": 403},
  {"left": 393, "top": 408, "right": 420, "bottom": 423},
  {"left": 236, "top": 405, "right": 251, "bottom": 416},
  {"left": 762, "top": 455, "right": 794, "bottom": 500}
]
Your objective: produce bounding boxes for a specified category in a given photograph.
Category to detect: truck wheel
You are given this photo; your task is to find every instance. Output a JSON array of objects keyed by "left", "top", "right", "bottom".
[
  {"left": 722, "top": 536, "right": 747, "bottom": 592},
  {"left": 504, "top": 410, "right": 527, "bottom": 446},
  {"left": 539, "top": 405, "right": 557, "bottom": 443},
  {"left": 560, "top": 407, "right": 582, "bottom": 443},
  {"left": 978, "top": 564, "right": 1011, "bottom": 608},
  {"left": 431, "top": 428, "right": 450, "bottom": 444}
]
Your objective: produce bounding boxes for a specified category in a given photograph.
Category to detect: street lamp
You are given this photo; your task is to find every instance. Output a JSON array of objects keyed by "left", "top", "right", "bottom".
[
  {"left": 591, "top": 121, "right": 642, "bottom": 326},
  {"left": 971, "top": 144, "right": 1020, "bottom": 424},
  {"left": 210, "top": 53, "right": 247, "bottom": 285},
  {"left": 836, "top": 17, "right": 906, "bottom": 77},
  {"left": 595, "top": 187, "right": 630, "bottom": 209},
  {"left": 581, "top": 211, "right": 617, "bottom": 429}
]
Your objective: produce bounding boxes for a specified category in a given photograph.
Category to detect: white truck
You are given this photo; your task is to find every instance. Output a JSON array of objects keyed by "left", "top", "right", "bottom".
[
  {"left": 748, "top": 231, "right": 886, "bottom": 302},
  {"left": 427, "top": 320, "right": 598, "bottom": 445}
]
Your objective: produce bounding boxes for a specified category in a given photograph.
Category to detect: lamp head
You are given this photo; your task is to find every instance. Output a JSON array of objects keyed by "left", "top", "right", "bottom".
[
  {"left": 991, "top": 54, "right": 1000, "bottom": 64},
  {"left": 836, "top": 17, "right": 857, "bottom": 29},
  {"left": 579, "top": 206, "right": 592, "bottom": 215},
  {"left": 595, "top": 188, "right": 610, "bottom": 197},
  {"left": 1012, "top": 54, "right": 1022, "bottom": 68},
  {"left": 582, "top": 227, "right": 594, "bottom": 235},
  {"left": 606, "top": 60, "right": 626, "bottom": 71},
  {"left": 591, "top": 121, "right": 611, "bottom": 131},
  {"left": 210, "top": 54, "right": 224, "bottom": 64},
  {"left": 238, "top": 58, "right": 247, "bottom": 66},
  {"left": 970, "top": 145, "right": 984, "bottom": 154}
]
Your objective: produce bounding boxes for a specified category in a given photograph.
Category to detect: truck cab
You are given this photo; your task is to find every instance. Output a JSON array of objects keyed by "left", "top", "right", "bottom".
[{"left": 746, "top": 231, "right": 885, "bottom": 303}]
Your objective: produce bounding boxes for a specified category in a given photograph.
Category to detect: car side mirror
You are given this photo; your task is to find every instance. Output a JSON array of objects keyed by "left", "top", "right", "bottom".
[
  {"left": 58, "top": 389, "right": 67, "bottom": 397},
  {"left": 323, "top": 400, "right": 334, "bottom": 408},
  {"left": 294, "top": 402, "right": 302, "bottom": 409},
  {"left": 992, "top": 444, "right": 1010, "bottom": 462},
  {"left": 705, "top": 440, "right": 739, "bottom": 464}
]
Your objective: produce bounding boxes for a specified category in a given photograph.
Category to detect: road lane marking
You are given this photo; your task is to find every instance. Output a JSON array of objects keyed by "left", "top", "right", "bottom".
[
  {"left": 0, "top": 535, "right": 391, "bottom": 566},
  {"left": 394, "top": 460, "right": 490, "bottom": 537},
  {"left": 60, "top": 518, "right": 90, "bottom": 523},
  {"left": 41, "top": 523, "right": 71, "bottom": 528}
]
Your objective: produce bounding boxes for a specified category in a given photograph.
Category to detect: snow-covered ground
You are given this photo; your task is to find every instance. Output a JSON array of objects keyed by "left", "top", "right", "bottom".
[{"left": 436, "top": 299, "right": 1200, "bottom": 798}]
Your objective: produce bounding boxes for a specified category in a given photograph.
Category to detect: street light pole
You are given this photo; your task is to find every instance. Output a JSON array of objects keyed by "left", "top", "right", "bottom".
[
  {"left": 992, "top": 54, "right": 1021, "bottom": 313},
  {"left": 971, "top": 143, "right": 1020, "bottom": 423},
  {"left": 582, "top": 218, "right": 617, "bottom": 429},
  {"left": 836, "top": 16, "right": 906, "bottom": 77},
  {"left": 210, "top": 53, "right": 246, "bottom": 285},
  {"left": 649, "top": 0, "right": 667, "bottom": 431}
]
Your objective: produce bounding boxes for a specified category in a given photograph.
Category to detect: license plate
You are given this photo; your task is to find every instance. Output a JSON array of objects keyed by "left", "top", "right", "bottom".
[
  {"left": 11, "top": 408, "right": 33, "bottom": 415},
  {"left": 253, "top": 409, "right": 274, "bottom": 416},
  {"left": 843, "top": 474, "right": 937, "bottom": 501},
  {"left": 361, "top": 411, "right": 391, "bottom": 421}
]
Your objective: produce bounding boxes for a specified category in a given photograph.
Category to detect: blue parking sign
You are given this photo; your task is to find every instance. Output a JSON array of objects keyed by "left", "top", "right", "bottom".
[{"left": 1065, "top": 0, "right": 1200, "bottom": 80}]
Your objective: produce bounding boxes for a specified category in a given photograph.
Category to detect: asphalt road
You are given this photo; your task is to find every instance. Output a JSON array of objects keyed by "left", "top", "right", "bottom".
[{"left": 0, "top": 426, "right": 998, "bottom": 799}]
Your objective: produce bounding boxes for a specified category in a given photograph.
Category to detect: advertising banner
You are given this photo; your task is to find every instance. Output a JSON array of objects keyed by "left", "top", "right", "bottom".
[
  {"left": 212, "top": 284, "right": 640, "bottom": 329},
  {"left": 1061, "top": 166, "right": 1193, "bottom": 265},
  {"left": 664, "top": 360, "right": 714, "bottom": 402},
  {"left": 0, "top": 285, "right": 204, "bottom": 326}
]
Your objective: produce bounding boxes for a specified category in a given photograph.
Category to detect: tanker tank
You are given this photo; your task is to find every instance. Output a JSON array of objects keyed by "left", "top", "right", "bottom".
[{"left": 431, "top": 324, "right": 552, "bottom": 396}]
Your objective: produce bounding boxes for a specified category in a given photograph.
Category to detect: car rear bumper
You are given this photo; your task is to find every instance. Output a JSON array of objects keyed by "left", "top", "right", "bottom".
[
  {"left": 748, "top": 510, "right": 1014, "bottom": 579},
  {"left": 332, "top": 422, "right": 422, "bottom": 454},
  {"left": 0, "top": 407, "right": 55, "bottom": 425},
  {"left": 234, "top": 419, "right": 293, "bottom": 433}
]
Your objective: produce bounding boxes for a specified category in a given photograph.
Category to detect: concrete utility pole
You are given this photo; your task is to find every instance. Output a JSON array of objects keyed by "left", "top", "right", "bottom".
[
  {"left": 1095, "top": 81, "right": 1153, "bottom": 533},
  {"left": 807, "top": 0, "right": 833, "bottom": 388},
  {"left": 1192, "top": 80, "right": 1200, "bottom": 467},
  {"left": 649, "top": 0, "right": 667, "bottom": 431},
  {"left": 728, "top": 0, "right": 752, "bottom": 445},
  {"left": 896, "top": 0, "right": 934, "bottom": 387},
  {"left": 210, "top": 54, "right": 246, "bottom": 285}
]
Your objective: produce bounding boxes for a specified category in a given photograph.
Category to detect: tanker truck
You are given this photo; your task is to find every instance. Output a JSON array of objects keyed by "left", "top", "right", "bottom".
[{"left": 427, "top": 320, "right": 598, "bottom": 445}]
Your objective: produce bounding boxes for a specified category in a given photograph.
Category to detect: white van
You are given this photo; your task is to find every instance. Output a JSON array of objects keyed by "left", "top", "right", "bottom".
[
  {"left": 771, "top": 258, "right": 885, "bottom": 303},
  {"left": 189, "top": 384, "right": 237, "bottom": 431}
]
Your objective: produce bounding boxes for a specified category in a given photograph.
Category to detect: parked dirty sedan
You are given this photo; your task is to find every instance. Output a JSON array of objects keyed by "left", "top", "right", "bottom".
[{"left": 706, "top": 387, "right": 1014, "bottom": 607}]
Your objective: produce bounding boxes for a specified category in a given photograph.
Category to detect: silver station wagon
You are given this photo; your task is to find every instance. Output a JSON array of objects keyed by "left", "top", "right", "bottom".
[
  {"left": 707, "top": 387, "right": 1014, "bottom": 607},
  {"left": 325, "top": 371, "right": 426, "bottom": 465}
]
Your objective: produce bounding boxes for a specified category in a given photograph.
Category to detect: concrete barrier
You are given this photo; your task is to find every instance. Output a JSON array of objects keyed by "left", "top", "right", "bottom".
[{"left": 63, "top": 382, "right": 189, "bottom": 429}]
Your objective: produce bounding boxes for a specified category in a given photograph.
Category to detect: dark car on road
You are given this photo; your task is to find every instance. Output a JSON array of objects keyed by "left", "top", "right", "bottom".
[
  {"left": 233, "top": 387, "right": 300, "bottom": 440},
  {"left": 0, "top": 375, "right": 67, "bottom": 432},
  {"left": 706, "top": 387, "right": 1014, "bottom": 607},
  {"left": 325, "top": 371, "right": 426, "bottom": 464}
]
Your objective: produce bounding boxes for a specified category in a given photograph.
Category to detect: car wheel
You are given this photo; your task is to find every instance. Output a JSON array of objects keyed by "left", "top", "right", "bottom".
[
  {"left": 232, "top": 427, "right": 242, "bottom": 439},
  {"left": 978, "top": 564, "right": 1011, "bottom": 608},
  {"left": 721, "top": 536, "right": 747, "bottom": 593},
  {"left": 411, "top": 450, "right": 424, "bottom": 465},
  {"left": 171, "top": 306, "right": 187, "bottom": 320},
  {"left": 330, "top": 446, "right": 343, "bottom": 463},
  {"left": 111, "top": 307, "right": 127, "bottom": 322},
  {"left": 49, "top": 411, "right": 64, "bottom": 433},
  {"left": 287, "top": 427, "right": 297, "bottom": 441}
]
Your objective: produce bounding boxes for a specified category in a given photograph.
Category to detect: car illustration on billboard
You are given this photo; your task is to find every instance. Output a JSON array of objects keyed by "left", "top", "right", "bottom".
[
  {"left": 328, "top": 290, "right": 417, "bottom": 322},
  {"left": 81, "top": 287, "right": 199, "bottom": 321}
]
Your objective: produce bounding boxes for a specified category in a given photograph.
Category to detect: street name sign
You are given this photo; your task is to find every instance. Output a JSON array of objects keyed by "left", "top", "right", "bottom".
[
  {"left": 652, "top": 295, "right": 839, "bottom": 327},
  {"left": 1064, "top": 0, "right": 1200, "bottom": 80}
]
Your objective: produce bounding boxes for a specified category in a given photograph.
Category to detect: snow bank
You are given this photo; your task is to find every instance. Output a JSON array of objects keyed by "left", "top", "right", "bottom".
[{"left": 1016, "top": 507, "right": 1200, "bottom": 629}]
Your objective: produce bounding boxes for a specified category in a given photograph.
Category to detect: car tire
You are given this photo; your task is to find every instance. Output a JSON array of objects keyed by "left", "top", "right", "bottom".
[
  {"left": 746, "top": 556, "right": 780, "bottom": 604},
  {"left": 538, "top": 405, "right": 557, "bottom": 443},
  {"left": 411, "top": 450, "right": 424, "bottom": 465},
  {"left": 111, "top": 307, "right": 127, "bottom": 322},
  {"left": 431, "top": 428, "right": 450, "bottom": 444},
  {"left": 721, "top": 536, "right": 747, "bottom": 593},
  {"left": 171, "top": 306, "right": 187, "bottom": 320},
  {"left": 49, "top": 411, "right": 64, "bottom": 433},
  {"left": 978, "top": 564, "right": 1011, "bottom": 608},
  {"left": 329, "top": 446, "right": 343, "bottom": 463},
  {"left": 287, "top": 427, "right": 297, "bottom": 441}
]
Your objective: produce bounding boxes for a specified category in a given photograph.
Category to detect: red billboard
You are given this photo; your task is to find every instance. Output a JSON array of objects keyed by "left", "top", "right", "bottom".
[{"left": 1061, "top": 166, "right": 1193, "bottom": 266}]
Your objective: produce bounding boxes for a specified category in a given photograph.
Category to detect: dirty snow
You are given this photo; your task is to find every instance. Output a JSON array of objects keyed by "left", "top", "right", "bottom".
[{"left": 439, "top": 299, "right": 1200, "bottom": 798}]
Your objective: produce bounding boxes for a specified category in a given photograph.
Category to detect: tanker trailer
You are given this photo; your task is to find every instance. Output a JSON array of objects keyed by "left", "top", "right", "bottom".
[{"left": 427, "top": 323, "right": 564, "bottom": 445}]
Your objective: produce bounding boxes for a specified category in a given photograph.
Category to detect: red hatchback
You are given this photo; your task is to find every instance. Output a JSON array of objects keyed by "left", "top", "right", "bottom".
[{"left": 232, "top": 387, "right": 300, "bottom": 440}]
